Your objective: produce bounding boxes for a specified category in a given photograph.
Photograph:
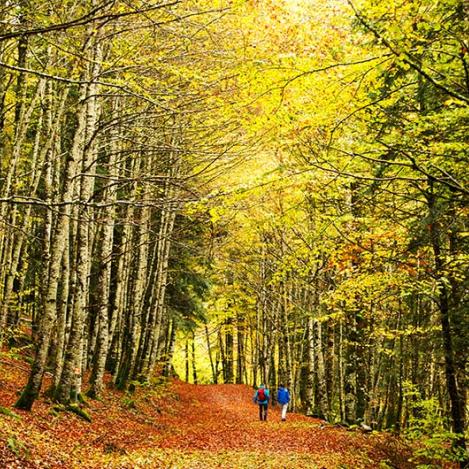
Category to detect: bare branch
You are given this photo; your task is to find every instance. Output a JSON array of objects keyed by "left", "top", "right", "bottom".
[{"left": 0, "top": 61, "right": 175, "bottom": 111}]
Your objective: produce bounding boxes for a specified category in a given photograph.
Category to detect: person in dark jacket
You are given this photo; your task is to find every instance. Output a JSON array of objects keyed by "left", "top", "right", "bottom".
[
  {"left": 277, "top": 384, "right": 291, "bottom": 421},
  {"left": 253, "top": 384, "right": 270, "bottom": 421}
]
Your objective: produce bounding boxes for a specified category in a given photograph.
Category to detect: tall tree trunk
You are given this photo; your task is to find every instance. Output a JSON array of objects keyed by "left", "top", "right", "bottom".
[
  {"left": 236, "top": 313, "right": 245, "bottom": 384},
  {"left": 55, "top": 40, "right": 102, "bottom": 403},
  {"left": 205, "top": 322, "right": 217, "bottom": 383},
  {"left": 88, "top": 105, "right": 119, "bottom": 398},
  {"left": 426, "top": 185, "right": 466, "bottom": 462},
  {"left": 315, "top": 320, "right": 328, "bottom": 419},
  {"left": 0, "top": 79, "right": 46, "bottom": 344},
  {"left": 185, "top": 339, "right": 189, "bottom": 382},
  {"left": 224, "top": 317, "right": 234, "bottom": 383},
  {"left": 163, "top": 319, "right": 177, "bottom": 377},
  {"left": 15, "top": 81, "right": 88, "bottom": 410},
  {"left": 145, "top": 157, "right": 179, "bottom": 377},
  {"left": 115, "top": 155, "right": 150, "bottom": 388},
  {"left": 191, "top": 332, "right": 198, "bottom": 385},
  {"left": 305, "top": 315, "right": 315, "bottom": 415}
]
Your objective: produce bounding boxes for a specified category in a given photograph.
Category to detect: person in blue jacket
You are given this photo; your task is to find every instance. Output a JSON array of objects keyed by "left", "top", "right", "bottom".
[
  {"left": 253, "top": 384, "right": 270, "bottom": 421},
  {"left": 277, "top": 384, "right": 291, "bottom": 421}
]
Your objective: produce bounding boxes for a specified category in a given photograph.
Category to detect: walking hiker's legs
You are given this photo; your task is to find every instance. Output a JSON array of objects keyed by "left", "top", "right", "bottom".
[
  {"left": 263, "top": 403, "right": 268, "bottom": 421},
  {"left": 259, "top": 404, "right": 263, "bottom": 421},
  {"left": 281, "top": 403, "right": 288, "bottom": 421}
]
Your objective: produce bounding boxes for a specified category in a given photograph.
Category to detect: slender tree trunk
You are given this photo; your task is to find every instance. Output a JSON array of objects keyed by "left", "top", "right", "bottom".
[
  {"left": 163, "top": 320, "right": 177, "bottom": 377},
  {"left": 0, "top": 79, "right": 46, "bottom": 344},
  {"left": 109, "top": 195, "right": 134, "bottom": 376},
  {"left": 145, "top": 159, "right": 179, "bottom": 376},
  {"left": 115, "top": 155, "right": 150, "bottom": 388},
  {"left": 205, "top": 322, "right": 217, "bottom": 383},
  {"left": 315, "top": 320, "right": 328, "bottom": 419},
  {"left": 191, "top": 332, "right": 198, "bottom": 385},
  {"left": 305, "top": 315, "right": 315, "bottom": 415},
  {"left": 338, "top": 319, "right": 345, "bottom": 422},
  {"left": 55, "top": 39, "right": 102, "bottom": 403},
  {"left": 426, "top": 186, "right": 466, "bottom": 462},
  {"left": 236, "top": 313, "right": 245, "bottom": 384},
  {"left": 224, "top": 317, "right": 234, "bottom": 383},
  {"left": 88, "top": 111, "right": 119, "bottom": 398},
  {"left": 185, "top": 339, "right": 189, "bottom": 382}
]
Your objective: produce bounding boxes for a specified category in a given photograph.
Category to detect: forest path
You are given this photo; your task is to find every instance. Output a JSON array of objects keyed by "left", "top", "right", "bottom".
[
  {"left": 119, "top": 381, "right": 410, "bottom": 468},
  {"left": 155, "top": 382, "right": 330, "bottom": 451},
  {"left": 0, "top": 356, "right": 413, "bottom": 469}
]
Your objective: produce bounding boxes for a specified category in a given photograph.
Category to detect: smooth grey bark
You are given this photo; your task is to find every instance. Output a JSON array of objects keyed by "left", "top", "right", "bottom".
[
  {"left": 0, "top": 79, "right": 46, "bottom": 343},
  {"left": 88, "top": 101, "right": 120, "bottom": 398},
  {"left": 115, "top": 155, "right": 150, "bottom": 388},
  {"left": 15, "top": 81, "right": 88, "bottom": 410},
  {"left": 144, "top": 161, "right": 179, "bottom": 377},
  {"left": 55, "top": 39, "right": 102, "bottom": 404}
]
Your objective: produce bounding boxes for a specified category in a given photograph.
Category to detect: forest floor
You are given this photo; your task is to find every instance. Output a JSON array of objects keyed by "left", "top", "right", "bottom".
[{"left": 0, "top": 352, "right": 453, "bottom": 469}]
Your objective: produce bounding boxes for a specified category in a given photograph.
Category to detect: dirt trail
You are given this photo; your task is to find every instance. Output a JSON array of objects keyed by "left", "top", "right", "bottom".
[
  {"left": 0, "top": 358, "right": 416, "bottom": 469},
  {"left": 152, "top": 382, "right": 397, "bottom": 461}
]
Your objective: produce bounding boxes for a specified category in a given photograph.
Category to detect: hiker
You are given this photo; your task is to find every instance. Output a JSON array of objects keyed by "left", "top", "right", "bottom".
[
  {"left": 277, "top": 384, "right": 290, "bottom": 421},
  {"left": 253, "top": 384, "right": 270, "bottom": 421}
]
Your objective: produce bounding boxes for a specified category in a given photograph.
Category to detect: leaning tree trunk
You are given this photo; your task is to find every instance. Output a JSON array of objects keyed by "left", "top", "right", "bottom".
[{"left": 204, "top": 322, "right": 217, "bottom": 383}]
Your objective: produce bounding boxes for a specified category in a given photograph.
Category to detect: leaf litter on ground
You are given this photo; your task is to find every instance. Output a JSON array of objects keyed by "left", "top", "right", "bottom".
[{"left": 0, "top": 354, "right": 455, "bottom": 468}]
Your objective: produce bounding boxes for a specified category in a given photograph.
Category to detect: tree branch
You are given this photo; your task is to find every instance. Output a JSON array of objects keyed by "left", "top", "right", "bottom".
[
  {"left": 347, "top": 0, "right": 469, "bottom": 104},
  {"left": 0, "top": 1, "right": 181, "bottom": 42},
  {"left": 0, "top": 61, "right": 174, "bottom": 111}
]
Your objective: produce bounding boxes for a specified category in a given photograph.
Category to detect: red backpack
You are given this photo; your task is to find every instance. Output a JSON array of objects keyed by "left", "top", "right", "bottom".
[{"left": 257, "top": 388, "right": 266, "bottom": 402}]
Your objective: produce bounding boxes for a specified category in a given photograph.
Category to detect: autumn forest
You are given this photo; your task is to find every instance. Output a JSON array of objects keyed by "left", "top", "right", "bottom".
[{"left": 0, "top": 0, "right": 467, "bottom": 467}]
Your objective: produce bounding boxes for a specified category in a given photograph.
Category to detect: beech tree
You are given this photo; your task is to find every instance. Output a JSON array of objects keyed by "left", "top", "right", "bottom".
[{"left": 0, "top": 0, "right": 240, "bottom": 410}]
